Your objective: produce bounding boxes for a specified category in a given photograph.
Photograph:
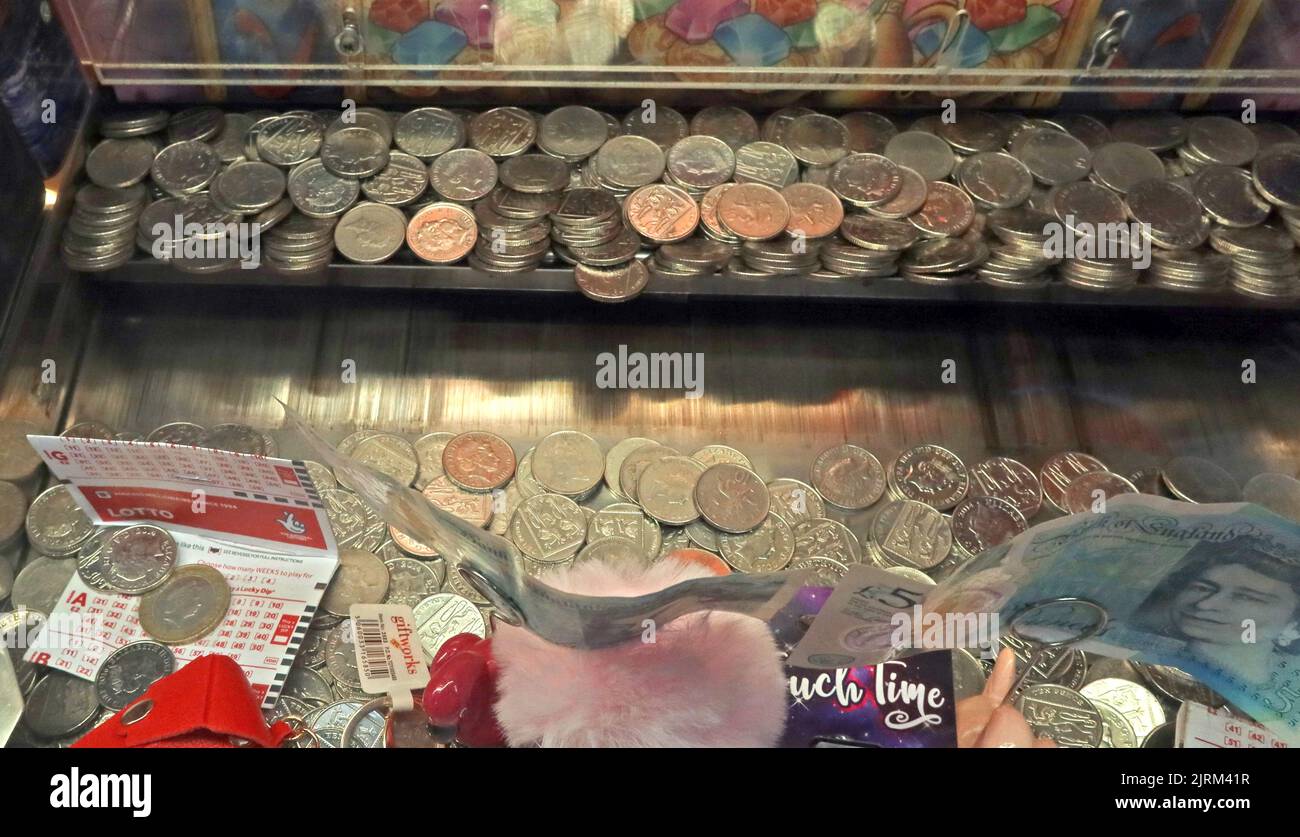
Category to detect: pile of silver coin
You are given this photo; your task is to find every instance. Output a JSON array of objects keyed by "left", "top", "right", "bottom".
[
  {"left": 63, "top": 104, "right": 1300, "bottom": 301},
  {"left": 5, "top": 416, "right": 1300, "bottom": 747}
]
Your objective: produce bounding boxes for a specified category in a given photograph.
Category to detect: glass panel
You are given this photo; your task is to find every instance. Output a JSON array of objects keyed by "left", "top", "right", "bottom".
[{"left": 55, "top": 0, "right": 1300, "bottom": 105}]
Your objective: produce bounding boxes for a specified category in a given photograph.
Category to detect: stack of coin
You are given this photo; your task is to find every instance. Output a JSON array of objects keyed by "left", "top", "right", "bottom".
[
  {"left": 651, "top": 239, "right": 732, "bottom": 277},
  {"left": 100, "top": 109, "right": 169, "bottom": 139},
  {"left": 825, "top": 214, "right": 918, "bottom": 279},
  {"left": 589, "top": 134, "right": 665, "bottom": 200},
  {"left": 623, "top": 183, "right": 699, "bottom": 246},
  {"left": 63, "top": 105, "right": 1300, "bottom": 301},
  {"left": 818, "top": 238, "right": 905, "bottom": 279},
  {"left": 471, "top": 188, "right": 555, "bottom": 273},
  {"left": 1146, "top": 248, "right": 1232, "bottom": 293},
  {"left": 697, "top": 184, "right": 742, "bottom": 246},
  {"left": 1176, "top": 116, "right": 1259, "bottom": 174},
  {"left": 61, "top": 183, "right": 147, "bottom": 271},
  {"left": 899, "top": 237, "right": 986, "bottom": 286},
  {"left": 1124, "top": 178, "right": 1210, "bottom": 252},
  {"left": 1281, "top": 207, "right": 1300, "bottom": 244},
  {"left": 1209, "top": 225, "right": 1299, "bottom": 298},
  {"left": 263, "top": 212, "right": 337, "bottom": 273},
  {"left": 664, "top": 135, "right": 734, "bottom": 200},
  {"left": 738, "top": 239, "right": 821, "bottom": 276},
  {"left": 980, "top": 206, "right": 1060, "bottom": 288},
  {"left": 549, "top": 187, "right": 623, "bottom": 250},
  {"left": 1059, "top": 254, "right": 1141, "bottom": 292}
]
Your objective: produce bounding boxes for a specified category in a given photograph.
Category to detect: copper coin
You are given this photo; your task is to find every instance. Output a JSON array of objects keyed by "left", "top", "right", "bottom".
[
  {"left": 388, "top": 523, "right": 439, "bottom": 558},
  {"left": 407, "top": 202, "right": 477, "bottom": 264},
  {"left": 623, "top": 184, "right": 699, "bottom": 243},
  {"left": 716, "top": 183, "right": 790, "bottom": 241},
  {"left": 910, "top": 181, "right": 975, "bottom": 237},
  {"left": 1039, "top": 451, "right": 1108, "bottom": 514},
  {"left": 575, "top": 260, "right": 650, "bottom": 302},
  {"left": 441, "top": 431, "right": 516, "bottom": 491},
  {"left": 1063, "top": 471, "right": 1138, "bottom": 514},
  {"left": 781, "top": 183, "right": 843, "bottom": 239},
  {"left": 699, "top": 183, "right": 735, "bottom": 239}
]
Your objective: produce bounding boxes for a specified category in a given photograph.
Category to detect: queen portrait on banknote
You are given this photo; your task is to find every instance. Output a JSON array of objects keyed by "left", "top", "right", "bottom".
[{"left": 1132, "top": 536, "right": 1300, "bottom": 687}]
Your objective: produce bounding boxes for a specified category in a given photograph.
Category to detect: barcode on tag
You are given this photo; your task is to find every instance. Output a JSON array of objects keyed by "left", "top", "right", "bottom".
[
  {"left": 349, "top": 603, "right": 431, "bottom": 702},
  {"left": 354, "top": 615, "right": 396, "bottom": 682}
]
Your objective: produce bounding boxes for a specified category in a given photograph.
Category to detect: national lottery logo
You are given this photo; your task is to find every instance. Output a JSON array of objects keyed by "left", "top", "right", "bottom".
[{"left": 277, "top": 511, "right": 307, "bottom": 535}]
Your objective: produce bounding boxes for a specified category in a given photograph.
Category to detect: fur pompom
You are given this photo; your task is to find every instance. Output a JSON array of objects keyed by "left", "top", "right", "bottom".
[{"left": 492, "top": 558, "right": 788, "bottom": 747}]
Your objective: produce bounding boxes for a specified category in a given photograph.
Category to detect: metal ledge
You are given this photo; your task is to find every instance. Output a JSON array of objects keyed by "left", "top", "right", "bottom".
[{"left": 90, "top": 257, "right": 1300, "bottom": 311}]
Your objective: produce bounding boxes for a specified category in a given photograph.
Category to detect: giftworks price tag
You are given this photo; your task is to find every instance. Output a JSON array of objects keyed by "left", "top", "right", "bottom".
[{"left": 349, "top": 604, "right": 430, "bottom": 713}]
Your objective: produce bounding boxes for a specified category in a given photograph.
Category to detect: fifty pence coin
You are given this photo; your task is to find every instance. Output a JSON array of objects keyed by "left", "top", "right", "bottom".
[
  {"left": 94, "top": 640, "right": 174, "bottom": 711},
  {"left": 137, "top": 564, "right": 231, "bottom": 644}
]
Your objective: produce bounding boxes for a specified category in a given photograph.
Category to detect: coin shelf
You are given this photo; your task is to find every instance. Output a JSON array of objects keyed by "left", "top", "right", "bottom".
[{"left": 94, "top": 257, "right": 1300, "bottom": 310}]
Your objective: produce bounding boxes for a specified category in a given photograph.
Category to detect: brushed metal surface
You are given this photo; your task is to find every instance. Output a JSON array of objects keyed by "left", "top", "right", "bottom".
[
  {"left": 96, "top": 258, "right": 1300, "bottom": 311},
  {"left": 59, "top": 285, "right": 1300, "bottom": 528}
]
